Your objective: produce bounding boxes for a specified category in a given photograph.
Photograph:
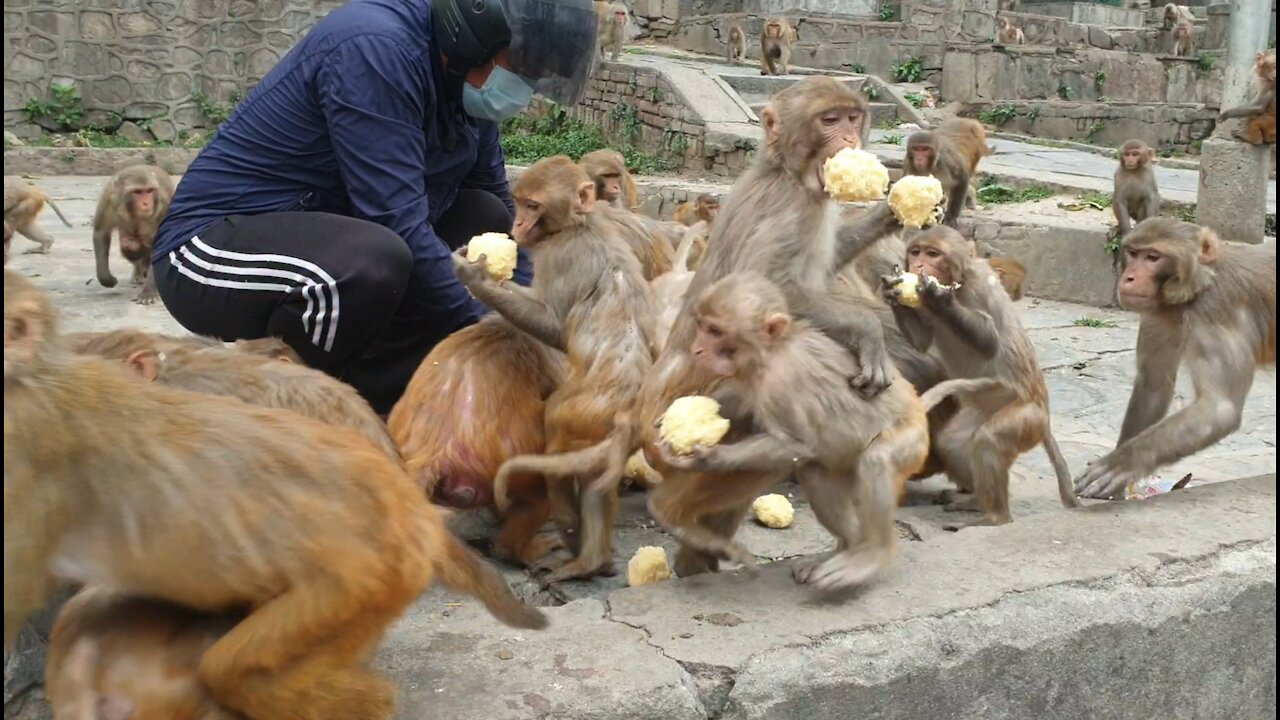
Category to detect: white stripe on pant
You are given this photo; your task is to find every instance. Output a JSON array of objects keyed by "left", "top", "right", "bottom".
[{"left": 168, "top": 235, "right": 343, "bottom": 352}]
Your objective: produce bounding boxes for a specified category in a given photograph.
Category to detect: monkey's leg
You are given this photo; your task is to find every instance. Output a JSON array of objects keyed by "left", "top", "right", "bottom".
[
  {"left": 542, "top": 435, "right": 630, "bottom": 584},
  {"left": 133, "top": 270, "right": 159, "bottom": 306},
  {"left": 92, "top": 228, "right": 118, "bottom": 288},
  {"left": 493, "top": 496, "right": 565, "bottom": 567},
  {"left": 943, "top": 403, "right": 1038, "bottom": 532},
  {"left": 793, "top": 465, "right": 860, "bottom": 585},
  {"left": 648, "top": 473, "right": 759, "bottom": 571},
  {"left": 933, "top": 406, "right": 981, "bottom": 510},
  {"left": 18, "top": 223, "right": 54, "bottom": 254}
]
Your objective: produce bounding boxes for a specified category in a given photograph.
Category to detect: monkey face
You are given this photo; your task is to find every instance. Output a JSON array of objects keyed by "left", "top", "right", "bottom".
[
  {"left": 766, "top": 22, "right": 782, "bottom": 38},
  {"left": 513, "top": 199, "right": 549, "bottom": 245},
  {"left": 596, "top": 174, "right": 623, "bottom": 203},
  {"left": 1117, "top": 244, "right": 1174, "bottom": 311},
  {"left": 613, "top": 9, "right": 626, "bottom": 24},
  {"left": 690, "top": 318, "right": 740, "bottom": 377},
  {"left": 128, "top": 187, "right": 158, "bottom": 218},
  {"left": 1121, "top": 148, "right": 1145, "bottom": 170},
  {"left": 907, "top": 242, "right": 956, "bottom": 285},
  {"left": 908, "top": 145, "right": 934, "bottom": 173},
  {"left": 699, "top": 198, "right": 720, "bottom": 221}
]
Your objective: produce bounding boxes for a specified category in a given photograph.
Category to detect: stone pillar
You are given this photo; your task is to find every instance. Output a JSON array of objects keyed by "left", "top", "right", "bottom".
[{"left": 1196, "top": 0, "right": 1272, "bottom": 244}]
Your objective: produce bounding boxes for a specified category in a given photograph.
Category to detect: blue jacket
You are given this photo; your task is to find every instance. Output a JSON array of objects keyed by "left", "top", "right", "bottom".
[{"left": 155, "top": 0, "right": 529, "bottom": 329}]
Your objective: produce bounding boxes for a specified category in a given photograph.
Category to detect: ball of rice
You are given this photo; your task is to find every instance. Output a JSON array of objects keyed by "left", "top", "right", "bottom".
[
  {"left": 752, "top": 493, "right": 794, "bottom": 529},
  {"left": 822, "top": 148, "right": 892, "bottom": 202},
  {"left": 888, "top": 175, "right": 946, "bottom": 229},
  {"left": 465, "top": 232, "right": 519, "bottom": 282},
  {"left": 627, "top": 546, "right": 674, "bottom": 586},
  {"left": 659, "top": 396, "right": 731, "bottom": 456}
]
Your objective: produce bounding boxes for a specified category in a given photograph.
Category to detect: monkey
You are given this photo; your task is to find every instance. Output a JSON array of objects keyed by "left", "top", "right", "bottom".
[
  {"left": 595, "top": 1, "right": 628, "bottom": 63},
  {"left": 996, "top": 17, "right": 1025, "bottom": 45},
  {"left": 580, "top": 148, "right": 641, "bottom": 211},
  {"left": 759, "top": 18, "right": 795, "bottom": 76},
  {"left": 45, "top": 587, "right": 246, "bottom": 720},
  {"left": 881, "top": 226, "right": 1082, "bottom": 529},
  {"left": 654, "top": 272, "right": 930, "bottom": 589},
  {"left": 91, "top": 165, "right": 175, "bottom": 305},
  {"left": 649, "top": 220, "right": 703, "bottom": 351},
  {"left": 987, "top": 257, "right": 1027, "bottom": 301},
  {"left": 2, "top": 270, "right": 546, "bottom": 719},
  {"left": 64, "top": 327, "right": 221, "bottom": 358},
  {"left": 233, "top": 335, "right": 305, "bottom": 363},
  {"left": 1219, "top": 50, "right": 1277, "bottom": 146},
  {"left": 388, "top": 315, "right": 568, "bottom": 565},
  {"left": 77, "top": 338, "right": 402, "bottom": 464},
  {"left": 1074, "top": 218, "right": 1276, "bottom": 500},
  {"left": 604, "top": 207, "right": 680, "bottom": 280},
  {"left": 1113, "top": 139, "right": 1162, "bottom": 237},
  {"left": 1171, "top": 17, "right": 1194, "bottom": 56},
  {"left": 632, "top": 77, "right": 902, "bottom": 578},
  {"left": 452, "top": 156, "right": 657, "bottom": 584},
  {"left": 672, "top": 193, "right": 720, "bottom": 227},
  {"left": 1161, "top": 3, "right": 1194, "bottom": 31},
  {"left": 4, "top": 177, "right": 72, "bottom": 257},
  {"left": 726, "top": 23, "right": 746, "bottom": 65},
  {"left": 903, "top": 119, "right": 995, "bottom": 227}
]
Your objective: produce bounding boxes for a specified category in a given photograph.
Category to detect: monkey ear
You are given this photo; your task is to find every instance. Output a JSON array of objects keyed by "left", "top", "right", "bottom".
[
  {"left": 124, "top": 349, "right": 160, "bottom": 381},
  {"left": 763, "top": 312, "right": 791, "bottom": 340},
  {"left": 576, "top": 180, "right": 597, "bottom": 214},
  {"left": 4, "top": 301, "right": 46, "bottom": 365},
  {"left": 1146, "top": 148, "right": 1158, "bottom": 164},
  {"left": 1196, "top": 227, "right": 1220, "bottom": 265},
  {"left": 761, "top": 107, "right": 781, "bottom": 147}
]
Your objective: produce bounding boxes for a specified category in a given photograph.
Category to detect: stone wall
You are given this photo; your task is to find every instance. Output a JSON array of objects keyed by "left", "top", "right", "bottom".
[
  {"left": 3, "top": 0, "right": 343, "bottom": 142},
  {"left": 1022, "top": 2, "right": 1146, "bottom": 28},
  {"left": 522, "top": 62, "right": 753, "bottom": 177},
  {"left": 942, "top": 45, "right": 1225, "bottom": 106},
  {"left": 962, "top": 101, "right": 1218, "bottom": 152}
]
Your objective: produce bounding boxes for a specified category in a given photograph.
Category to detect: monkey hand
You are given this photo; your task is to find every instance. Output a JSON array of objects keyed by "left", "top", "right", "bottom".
[
  {"left": 656, "top": 441, "right": 714, "bottom": 472},
  {"left": 879, "top": 273, "right": 906, "bottom": 305},
  {"left": 851, "top": 345, "right": 895, "bottom": 398},
  {"left": 1073, "top": 454, "right": 1143, "bottom": 500},
  {"left": 452, "top": 249, "right": 494, "bottom": 289},
  {"left": 919, "top": 276, "right": 956, "bottom": 307}
]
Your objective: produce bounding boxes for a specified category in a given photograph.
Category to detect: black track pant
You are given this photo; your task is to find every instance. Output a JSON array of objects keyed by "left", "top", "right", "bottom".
[{"left": 154, "top": 189, "right": 512, "bottom": 414}]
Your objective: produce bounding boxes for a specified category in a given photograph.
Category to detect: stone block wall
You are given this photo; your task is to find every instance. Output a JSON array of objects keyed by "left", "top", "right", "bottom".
[
  {"left": 963, "top": 101, "right": 1218, "bottom": 151},
  {"left": 522, "top": 63, "right": 753, "bottom": 177},
  {"left": 3, "top": 0, "right": 343, "bottom": 142},
  {"left": 1022, "top": 2, "right": 1147, "bottom": 28}
]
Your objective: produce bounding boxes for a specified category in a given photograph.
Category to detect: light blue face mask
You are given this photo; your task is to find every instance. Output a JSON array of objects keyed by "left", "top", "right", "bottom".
[{"left": 462, "top": 66, "right": 536, "bottom": 122}]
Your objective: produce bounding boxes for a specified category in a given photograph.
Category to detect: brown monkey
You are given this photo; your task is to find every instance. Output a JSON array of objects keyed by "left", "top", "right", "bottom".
[
  {"left": 655, "top": 272, "right": 929, "bottom": 589},
  {"left": 233, "top": 335, "right": 305, "bottom": 363},
  {"left": 1171, "top": 17, "right": 1194, "bottom": 56},
  {"left": 726, "top": 23, "right": 746, "bottom": 65},
  {"left": 65, "top": 327, "right": 221, "bottom": 358},
  {"left": 77, "top": 339, "right": 402, "bottom": 464},
  {"left": 1219, "top": 50, "right": 1277, "bottom": 146},
  {"left": 987, "top": 257, "right": 1027, "bottom": 301},
  {"left": 595, "top": 1, "right": 627, "bottom": 62},
  {"left": 580, "top": 148, "right": 640, "bottom": 210},
  {"left": 388, "top": 316, "right": 567, "bottom": 564},
  {"left": 1075, "top": 218, "right": 1276, "bottom": 499},
  {"left": 603, "top": 207, "right": 679, "bottom": 280},
  {"left": 1162, "top": 3, "right": 1194, "bottom": 30},
  {"left": 91, "top": 165, "right": 175, "bottom": 305},
  {"left": 1113, "top": 139, "right": 1162, "bottom": 237},
  {"left": 996, "top": 17, "right": 1025, "bottom": 45},
  {"left": 634, "top": 77, "right": 901, "bottom": 578},
  {"left": 759, "top": 18, "right": 795, "bottom": 76},
  {"left": 650, "top": 223, "right": 703, "bottom": 351},
  {"left": 903, "top": 119, "right": 994, "bottom": 227},
  {"left": 3, "top": 270, "right": 545, "bottom": 719},
  {"left": 3, "top": 177, "right": 72, "bottom": 256},
  {"left": 672, "top": 193, "right": 720, "bottom": 227},
  {"left": 882, "top": 226, "right": 1081, "bottom": 529},
  {"left": 46, "top": 588, "right": 245, "bottom": 720},
  {"left": 453, "top": 156, "right": 657, "bottom": 584}
]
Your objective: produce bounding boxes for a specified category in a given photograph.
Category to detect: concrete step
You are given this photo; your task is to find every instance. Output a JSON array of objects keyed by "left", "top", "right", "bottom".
[{"left": 744, "top": 99, "right": 901, "bottom": 124}]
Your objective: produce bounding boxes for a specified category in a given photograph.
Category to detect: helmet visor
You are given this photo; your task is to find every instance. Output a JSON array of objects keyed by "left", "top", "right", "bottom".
[{"left": 500, "top": 0, "right": 598, "bottom": 107}]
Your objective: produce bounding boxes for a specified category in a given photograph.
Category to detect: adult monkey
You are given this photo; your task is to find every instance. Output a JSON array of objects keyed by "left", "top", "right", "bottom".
[
  {"left": 1075, "top": 218, "right": 1276, "bottom": 499},
  {"left": 580, "top": 149, "right": 640, "bottom": 210},
  {"left": 636, "top": 76, "right": 902, "bottom": 577},
  {"left": 91, "top": 165, "right": 176, "bottom": 305}
]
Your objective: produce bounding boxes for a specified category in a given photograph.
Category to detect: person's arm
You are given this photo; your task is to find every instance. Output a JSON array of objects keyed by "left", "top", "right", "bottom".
[
  {"left": 463, "top": 120, "right": 531, "bottom": 285},
  {"left": 317, "top": 35, "right": 487, "bottom": 325}
]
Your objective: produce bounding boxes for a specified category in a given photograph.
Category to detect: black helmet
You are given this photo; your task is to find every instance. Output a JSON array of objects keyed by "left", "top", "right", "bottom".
[{"left": 432, "top": 0, "right": 598, "bottom": 106}]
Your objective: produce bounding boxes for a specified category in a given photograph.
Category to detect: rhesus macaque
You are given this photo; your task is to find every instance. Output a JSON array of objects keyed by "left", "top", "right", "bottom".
[
  {"left": 233, "top": 335, "right": 305, "bottom": 363},
  {"left": 1075, "top": 219, "right": 1276, "bottom": 499},
  {"left": 1219, "top": 50, "right": 1277, "bottom": 146},
  {"left": 3, "top": 176, "right": 72, "bottom": 256},
  {"left": 604, "top": 208, "right": 679, "bottom": 280},
  {"left": 759, "top": 18, "right": 795, "bottom": 76},
  {"left": 580, "top": 148, "right": 640, "bottom": 210},
  {"left": 3, "top": 271, "right": 545, "bottom": 719},
  {"left": 634, "top": 77, "right": 902, "bottom": 577},
  {"left": 726, "top": 23, "right": 746, "bottom": 65},
  {"left": 388, "top": 316, "right": 567, "bottom": 563},
  {"left": 1161, "top": 3, "right": 1194, "bottom": 31},
  {"left": 656, "top": 273, "right": 930, "bottom": 589},
  {"left": 1171, "top": 17, "right": 1194, "bottom": 56},
  {"left": 904, "top": 119, "right": 995, "bottom": 227},
  {"left": 91, "top": 164, "right": 175, "bottom": 305},
  {"left": 595, "top": 1, "right": 627, "bottom": 63},
  {"left": 987, "top": 257, "right": 1027, "bottom": 301},
  {"left": 45, "top": 588, "right": 245, "bottom": 720},
  {"left": 453, "top": 156, "right": 657, "bottom": 584},
  {"left": 882, "top": 227, "right": 1081, "bottom": 529},
  {"left": 997, "top": 17, "right": 1025, "bottom": 45},
  {"left": 650, "top": 221, "right": 704, "bottom": 351},
  {"left": 65, "top": 327, "right": 221, "bottom": 358},
  {"left": 1113, "top": 139, "right": 1162, "bottom": 237},
  {"left": 672, "top": 193, "right": 720, "bottom": 227},
  {"left": 77, "top": 338, "right": 401, "bottom": 464}
]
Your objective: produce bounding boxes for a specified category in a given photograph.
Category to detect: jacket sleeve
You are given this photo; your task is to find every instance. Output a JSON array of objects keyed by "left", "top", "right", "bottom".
[
  {"left": 463, "top": 120, "right": 532, "bottom": 285},
  {"left": 317, "top": 35, "right": 487, "bottom": 325}
]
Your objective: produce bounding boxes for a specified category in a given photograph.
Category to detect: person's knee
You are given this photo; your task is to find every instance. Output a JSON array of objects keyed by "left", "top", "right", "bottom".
[
  {"left": 455, "top": 189, "right": 513, "bottom": 235},
  {"left": 352, "top": 225, "right": 412, "bottom": 300}
]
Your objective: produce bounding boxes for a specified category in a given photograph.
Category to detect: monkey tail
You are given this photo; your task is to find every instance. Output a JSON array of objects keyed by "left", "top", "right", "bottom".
[
  {"left": 984, "top": 144, "right": 997, "bottom": 157},
  {"left": 672, "top": 223, "right": 702, "bottom": 272},
  {"left": 45, "top": 198, "right": 73, "bottom": 228},
  {"left": 1041, "top": 432, "right": 1083, "bottom": 509},
  {"left": 436, "top": 532, "right": 549, "bottom": 630},
  {"left": 492, "top": 441, "right": 613, "bottom": 513},
  {"left": 917, "top": 377, "right": 1007, "bottom": 411}
]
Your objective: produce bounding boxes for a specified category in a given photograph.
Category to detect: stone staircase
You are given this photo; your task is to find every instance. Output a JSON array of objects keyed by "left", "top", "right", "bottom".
[{"left": 715, "top": 69, "right": 904, "bottom": 126}]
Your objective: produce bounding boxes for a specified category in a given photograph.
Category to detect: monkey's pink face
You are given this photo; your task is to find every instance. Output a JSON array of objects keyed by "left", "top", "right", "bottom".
[
  {"left": 614, "top": 10, "right": 626, "bottom": 24},
  {"left": 128, "top": 187, "right": 157, "bottom": 218},
  {"left": 1122, "top": 149, "right": 1145, "bottom": 170},
  {"left": 909, "top": 146, "right": 934, "bottom": 173},
  {"left": 1117, "top": 244, "right": 1173, "bottom": 311},
  {"left": 691, "top": 320, "right": 738, "bottom": 377},
  {"left": 597, "top": 174, "right": 622, "bottom": 202},
  {"left": 907, "top": 243, "right": 955, "bottom": 285},
  {"left": 766, "top": 22, "right": 782, "bottom": 38}
]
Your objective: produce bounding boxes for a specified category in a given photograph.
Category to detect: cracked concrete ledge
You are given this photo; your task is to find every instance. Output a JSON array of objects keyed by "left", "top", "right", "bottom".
[{"left": 376, "top": 476, "right": 1275, "bottom": 720}]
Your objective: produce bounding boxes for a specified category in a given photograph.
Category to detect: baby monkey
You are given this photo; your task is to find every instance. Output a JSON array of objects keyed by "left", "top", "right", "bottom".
[{"left": 657, "top": 272, "right": 929, "bottom": 591}]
